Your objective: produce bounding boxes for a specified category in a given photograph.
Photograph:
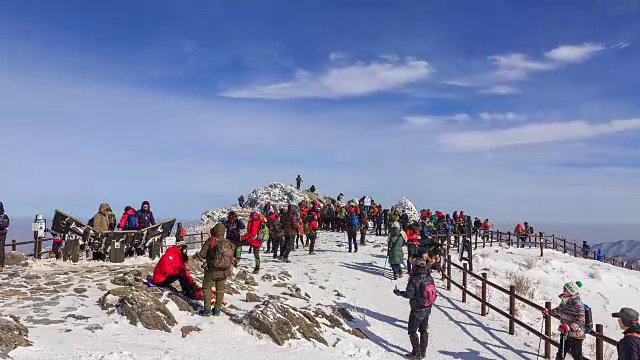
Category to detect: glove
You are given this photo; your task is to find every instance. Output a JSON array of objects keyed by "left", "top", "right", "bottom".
[
  {"left": 559, "top": 324, "right": 569, "bottom": 333},
  {"left": 393, "top": 289, "right": 401, "bottom": 296},
  {"left": 541, "top": 308, "right": 549, "bottom": 316}
]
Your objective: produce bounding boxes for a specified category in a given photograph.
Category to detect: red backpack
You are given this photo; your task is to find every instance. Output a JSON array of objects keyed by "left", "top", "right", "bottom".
[{"left": 423, "top": 282, "right": 437, "bottom": 307}]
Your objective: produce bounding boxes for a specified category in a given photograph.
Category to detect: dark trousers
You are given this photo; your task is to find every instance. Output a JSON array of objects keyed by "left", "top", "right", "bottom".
[
  {"left": 391, "top": 264, "right": 402, "bottom": 277},
  {"left": 271, "top": 236, "right": 281, "bottom": 258},
  {"left": 308, "top": 234, "right": 317, "bottom": 253},
  {"left": 347, "top": 231, "right": 358, "bottom": 251},
  {"left": 0, "top": 235, "right": 5, "bottom": 266},
  {"left": 407, "top": 243, "right": 418, "bottom": 272},
  {"left": 408, "top": 308, "right": 431, "bottom": 335},
  {"left": 296, "top": 181, "right": 301, "bottom": 189},
  {"left": 375, "top": 222, "right": 383, "bottom": 236},
  {"left": 557, "top": 336, "right": 583, "bottom": 360},
  {"left": 156, "top": 275, "right": 195, "bottom": 298},
  {"left": 360, "top": 231, "right": 367, "bottom": 245},
  {"left": 281, "top": 235, "right": 294, "bottom": 259},
  {"left": 252, "top": 245, "right": 260, "bottom": 270},
  {"left": 296, "top": 234, "right": 304, "bottom": 248}
]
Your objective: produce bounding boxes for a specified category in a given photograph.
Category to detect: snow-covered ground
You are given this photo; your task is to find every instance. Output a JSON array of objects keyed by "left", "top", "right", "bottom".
[{"left": 2, "top": 231, "right": 633, "bottom": 359}]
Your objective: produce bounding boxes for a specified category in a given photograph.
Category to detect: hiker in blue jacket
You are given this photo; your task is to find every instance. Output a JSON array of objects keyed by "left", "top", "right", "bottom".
[
  {"left": 347, "top": 208, "right": 359, "bottom": 253},
  {"left": 597, "top": 248, "right": 605, "bottom": 262}
]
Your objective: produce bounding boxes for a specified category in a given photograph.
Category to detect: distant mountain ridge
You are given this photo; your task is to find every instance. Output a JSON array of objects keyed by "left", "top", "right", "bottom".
[{"left": 592, "top": 239, "right": 640, "bottom": 267}]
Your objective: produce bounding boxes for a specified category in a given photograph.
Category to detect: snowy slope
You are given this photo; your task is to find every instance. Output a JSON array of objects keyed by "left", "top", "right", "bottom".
[{"left": 2, "top": 232, "right": 633, "bottom": 359}]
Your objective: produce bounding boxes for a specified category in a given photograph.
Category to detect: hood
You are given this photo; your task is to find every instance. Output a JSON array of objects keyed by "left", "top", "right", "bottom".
[
  {"left": 0, "top": 201, "right": 4, "bottom": 215},
  {"left": 140, "top": 201, "right": 150, "bottom": 211},
  {"left": 212, "top": 223, "right": 225, "bottom": 239},
  {"left": 99, "top": 203, "right": 111, "bottom": 213}
]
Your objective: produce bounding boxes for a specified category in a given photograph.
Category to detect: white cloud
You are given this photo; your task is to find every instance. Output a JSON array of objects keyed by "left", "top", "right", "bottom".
[
  {"left": 221, "top": 57, "right": 434, "bottom": 99},
  {"left": 544, "top": 43, "right": 605, "bottom": 63},
  {"left": 439, "top": 118, "right": 640, "bottom": 151},
  {"left": 478, "top": 112, "right": 526, "bottom": 122},
  {"left": 479, "top": 85, "right": 521, "bottom": 95},
  {"left": 405, "top": 113, "right": 470, "bottom": 127},
  {"left": 329, "top": 52, "right": 348, "bottom": 61}
]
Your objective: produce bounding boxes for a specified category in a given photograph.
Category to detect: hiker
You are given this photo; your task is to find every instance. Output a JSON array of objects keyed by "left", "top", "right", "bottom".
[
  {"left": 337, "top": 193, "right": 344, "bottom": 204},
  {"left": 309, "top": 184, "right": 316, "bottom": 193},
  {"left": 347, "top": 209, "right": 360, "bottom": 253},
  {"left": 387, "top": 222, "right": 407, "bottom": 280},
  {"left": 91, "top": 203, "right": 112, "bottom": 232},
  {"left": 375, "top": 207, "right": 385, "bottom": 236},
  {"left": 296, "top": 215, "right": 305, "bottom": 249},
  {"left": 238, "top": 195, "right": 245, "bottom": 207},
  {"left": 473, "top": 217, "right": 482, "bottom": 236},
  {"left": 393, "top": 258, "right": 436, "bottom": 359},
  {"left": 359, "top": 212, "right": 368, "bottom": 246},
  {"left": 613, "top": 307, "right": 640, "bottom": 360},
  {"left": 323, "top": 203, "right": 334, "bottom": 231},
  {"left": 307, "top": 214, "right": 319, "bottom": 255},
  {"left": 406, "top": 223, "right": 421, "bottom": 273},
  {"left": 266, "top": 212, "right": 281, "bottom": 255},
  {"left": 223, "top": 211, "right": 245, "bottom": 261},
  {"left": 514, "top": 224, "right": 527, "bottom": 247},
  {"left": 400, "top": 210, "right": 410, "bottom": 230},
  {"left": 152, "top": 240, "right": 199, "bottom": 299},
  {"left": 279, "top": 205, "right": 298, "bottom": 262},
  {"left": 582, "top": 241, "right": 590, "bottom": 259},
  {"left": 262, "top": 202, "right": 275, "bottom": 217},
  {"left": 117, "top": 206, "right": 138, "bottom": 230},
  {"left": 176, "top": 222, "right": 187, "bottom": 242},
  {"left": 597, "top": 248, "right": 605, "bottom": 262},
  {"left": 542, "top": 281, "right": 586, "bottom": 360},
  {"left": 136, "top": 201, "right": 156, "bottom": 229},
  {"left": 198, "top": 223, "right": 237, "bottom": 316},
  {"left": 296, "top": 175, "right": 303, "bottom": 190},
  {"left": 0, "top": 202, "right": 9, "bottom": 272},
  {"left": 108, "top": 209, "right": 117, "bottom": 231},
  {"left": 241, "top": 212, "right": 266, "bottom": 274}
]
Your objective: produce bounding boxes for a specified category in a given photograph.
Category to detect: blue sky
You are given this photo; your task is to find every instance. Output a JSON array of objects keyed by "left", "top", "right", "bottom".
[{"left": 1, "top": 0, "right": 640, "bottom": 224}]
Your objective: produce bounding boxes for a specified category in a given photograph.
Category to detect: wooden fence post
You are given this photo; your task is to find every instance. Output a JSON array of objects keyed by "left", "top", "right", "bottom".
[
  {"left": 497, "top": 231, "right": 502, "bottom": 247},
  {"left": 593, "top": 251, "right": 596, "bottom": 260},
  {"left": 595, "top": 324, "right": 603, "bottom": 360},
  {"left": 481, "top": 272, "right": 487, "bottom": 316},
  {"left": 563, "top": 238, "right": 567, "bottom": 254},
  {"left": 539, "top": 232, "right": 544, "bottom": 257},
  {"left": 573, "top": 242, "right": 577, "bottom": 258},
  {"left": 11, "top": 240, "right": 16, "bottom": 252},
  {"left": 545, "top": 301, "right": 552, "bottom": 359},
  {"left": 552, "top": 235, "right": 556, "bottom": 250},
  {"left": 509, "top": 285, "right": 516, "bottom": 335},
  {"left": 462, "top": 263, "right": 467, "bottom": 303},
  {"left": 507, "top": 231, "right": 512, "bottom": 247},
  {"left": 446, "top": 255, "right": 452, "bottom": 291},
  {"left": 490, "top": 231, "right": 493, "bottom": 247},
  {"left": 482, "top": 233, "right": 486, "bottom": 248}
]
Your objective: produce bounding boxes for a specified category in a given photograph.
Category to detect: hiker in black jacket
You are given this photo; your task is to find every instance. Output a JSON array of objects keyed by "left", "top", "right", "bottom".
[
  {"left": 0, "top": 202, "right": 9, "bottom": 272},
  {"left": 393, "top": 259, "right": 436, "bottom": 359},
  {"left": 613, "top": 307, "right": 640, "bottom": 360}
]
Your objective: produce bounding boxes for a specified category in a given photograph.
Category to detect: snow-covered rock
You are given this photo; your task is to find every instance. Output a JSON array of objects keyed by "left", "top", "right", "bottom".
[
  {"left": 0, "top": 315, "right": 32, "bottom": 358},
  {"left": 394, "top": 197, "right": 420, "bottom": 222}
]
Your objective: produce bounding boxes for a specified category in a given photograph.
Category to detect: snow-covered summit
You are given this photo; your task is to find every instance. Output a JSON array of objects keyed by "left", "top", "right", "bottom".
[{"left": 394, "top": 197, "right": 420, "bottom": 222}]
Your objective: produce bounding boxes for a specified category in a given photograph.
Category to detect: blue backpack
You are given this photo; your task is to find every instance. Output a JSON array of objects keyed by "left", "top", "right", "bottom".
[
  {"left": 350, "top": 215, "right": 359, "bottom": 230},
  {"left": 126, "top": 214, "right": 138, "bottom": 230},
  {"left": 584, "top": 304, "right": 593, "bottom": 334}
]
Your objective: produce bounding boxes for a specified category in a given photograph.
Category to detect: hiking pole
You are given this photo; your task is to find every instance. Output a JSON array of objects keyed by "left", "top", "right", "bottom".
[{"left": 536, "top": 318, "right": 544, "bottom": 360}]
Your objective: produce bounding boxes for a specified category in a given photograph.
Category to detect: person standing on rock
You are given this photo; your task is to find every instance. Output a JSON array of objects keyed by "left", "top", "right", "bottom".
[
  {"left": 393, "top": 258, "right": 436, "bottom": 359},
  {"left": 280, "top": 205, "right": 298, "bottom": 263},
  {"left": 198, "top": 223, "right": 236, "bottom": 316},
  {"left": 238, "top": 195, "right": 245, "bottom": 208},
  {"left": 387, "top": 222, "right": 407, "bottom": 280},
  {"left": 296, "top": 175, "right": 303, "bottom": 190},
  {"left": 224, "top": 211, "right": 245, "bottom": 263},
  {"left": 0, "top": 202, "right": 9, "bottom": 272}
]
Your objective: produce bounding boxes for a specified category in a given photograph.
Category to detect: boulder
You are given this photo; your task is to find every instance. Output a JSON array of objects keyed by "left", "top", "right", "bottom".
[
  {"left": 246, "top": 293, "right": 263, "bottom": 303},
  {"left": 0, "top": 315, "right": 32, "bottom": 358},
  {"left": 111, "top": 270, "right": 144, "bottom": 287},
  {"left": 247, "top": 300, "right": 328, "bottom": 346},
  {"left": 3, "top": 252, "right": 27, "bottom": 266},
  {"left": 394, "top": 197, "right": 420, "bottom": 223},
  {"left": 98, "top": 287, "right": 177, "bottom": 333},
  {"left": 261, "top": 273, "right": 275, "bottom": 282},
  {"left": 167, "top": 293, "right": 198, "bottom": 313},
  {"left": 180, "top": 326, "right": 201, "bottom": 338}
]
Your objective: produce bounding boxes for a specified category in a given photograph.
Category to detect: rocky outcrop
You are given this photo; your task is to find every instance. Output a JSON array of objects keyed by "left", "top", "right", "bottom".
[
  {"left": 180, "top": 326, "right": 201, "bottom": 338},
  {"left": 394, "top": 197, "right": 420, "bottom": 223},
  {"left": 3, "top": 252, "right": 27, "bottom": 267},
  {"left": 0, "top": 315, "right": 32, "bottom": 358},
  {"left": 99, "top": 286, "right": 177, "bottom": 332},
  {"left": 247, "top": 300, "right": 328, "bottom": 346}
]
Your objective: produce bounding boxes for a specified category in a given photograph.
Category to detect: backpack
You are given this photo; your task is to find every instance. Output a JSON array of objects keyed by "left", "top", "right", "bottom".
[
  {"left": 349, "top": 215, "right": 359, "bottom": 230},
  {"left": 423, "top": 282, "right": 437, "bottom": 307},
  {"left": 584, "top": 304, "right": 593, "bottom": 334},
  {"left": 87, "top": 217, "right": 94, "bottom": 227},
  {"left": 211, "top": 238, "right": 236, "bottom": 270},
  {"left": 258, "top": 223, "right": 270, "bottom": 242},
  {"left": 125, "top": 214, "right": 138, "bottom": 230}
]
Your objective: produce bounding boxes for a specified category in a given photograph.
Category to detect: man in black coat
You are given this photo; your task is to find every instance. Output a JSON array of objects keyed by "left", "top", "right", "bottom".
[
  {"left": 393, "top": 259, "right": 436, "bottom": 359},
  {"left": 0, "top": 202, "right": 9, "bottom": 272},
  {"left": 614, "top": 307, "right": 640, "bottom": 360}
]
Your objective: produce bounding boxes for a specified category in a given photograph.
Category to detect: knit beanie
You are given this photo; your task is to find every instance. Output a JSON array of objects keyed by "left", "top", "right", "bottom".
[{"left": 564, "top": 281, "right": 583, "bottom": 296}]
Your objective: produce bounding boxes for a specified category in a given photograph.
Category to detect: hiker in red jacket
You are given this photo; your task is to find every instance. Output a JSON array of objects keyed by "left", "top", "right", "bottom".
[
  {"left": 405, "top": 223, "right": 421, "bottom": 273},
  {"left": 241, "top": 212, "right": 265, "bottom": 274},
  {"left": 117, "top": 206, "right": 138, "bottom": 230},
  {"left": 307, "top": 214, "right": 319, "bottom": 254},
  {"left": 152, "top": 241, "right": 200, "bottom": 299}
]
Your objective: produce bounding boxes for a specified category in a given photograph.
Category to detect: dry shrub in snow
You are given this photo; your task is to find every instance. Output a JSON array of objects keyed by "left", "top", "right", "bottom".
[
  {"left": 506, "top": 271, "right": 537, "bottom": 300},
  {"left": 524, "top": 257, "right": 538, "bottom": 270},
  {"left": 589, "top": 267, "right": 602, "bottom": 281}
]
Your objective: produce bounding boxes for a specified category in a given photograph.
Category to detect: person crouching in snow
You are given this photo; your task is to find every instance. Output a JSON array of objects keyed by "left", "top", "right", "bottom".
[
  {"left": 393, "top": 258, "right": 436, "bottom": 359},
  {"left": 387, "top": 222, "right": 407, "bottom": 280},
  {"left": 241, "top": 212, "right": 265, "bottom": 274},
  {"left": 152, "top": 240, "right": 198, "bottom": 299},
  {"left": 542, "top": 281, "right": 586, "bottom": 360}
]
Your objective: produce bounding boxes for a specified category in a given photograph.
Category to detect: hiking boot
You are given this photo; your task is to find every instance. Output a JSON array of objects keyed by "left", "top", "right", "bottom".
[
  {"left": 212, "top": 308, "right": 221, "bottom": 316},
  {"left": 406, "top": 334, "right": 421, "bottom": 359},
  {"left": 285, "top": 258, "right": 291, "bottom": 263},
  {"left": 200, "top": 308, "right": 212, "bottom": 317},
  {"left": 348, "top": 249, "right": 352, "bottom": 253},
  {"left": 309, "top": 252, "right": 316, "bottom": 255},
  {"left": 278, "top": 256, "right": 283, "bottom": 261},
  {"left": 252, "top": 267, "right": 260, "bottom": 274},
  {"left": 419, "top": 332, "right": 429, "bottom": 358},
  {"left": 393, "top": 274, "right": 398, "bottom": 280}
]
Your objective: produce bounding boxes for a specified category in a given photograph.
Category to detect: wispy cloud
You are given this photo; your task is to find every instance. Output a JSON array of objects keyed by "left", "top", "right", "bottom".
[
  {"left": 405, "top": 113, "right": 470, "bottom": 127},
  {"left": 439, "top": 118, "right": 640, "bottom": 151},
  {"left": 329, "top": 52, "right": 348, "bottom": 61},
  {"left": 478, "top": 85, "right": 521, "bottom": 95},
  {"left": 544, "top": 43, "right": 605, "bottom": 63},
  {"left": 221, "top": 56, "right": 434, "bottom": 99},
  {"left": 478, "top": 112, "right": 526, "bottom": 122}
]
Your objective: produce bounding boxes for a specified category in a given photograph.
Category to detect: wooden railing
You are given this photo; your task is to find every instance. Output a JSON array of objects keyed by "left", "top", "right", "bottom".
[{"left": 442, "top": 254, "right": 619, "bottom": 360}]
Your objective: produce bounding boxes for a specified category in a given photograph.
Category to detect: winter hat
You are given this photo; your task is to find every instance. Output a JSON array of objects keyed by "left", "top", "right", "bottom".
[
  {"left": 563, "top": 281, "right": 583, "bottom": 296},
  {"left": 0, "top": 201, "right": 4, "bottom": 215},
  {"left": 414, "top": 259, "right": 427, "bottom": 268},
  {"left": 612, "top": 308, "right": 639, "bottom": 327}
]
